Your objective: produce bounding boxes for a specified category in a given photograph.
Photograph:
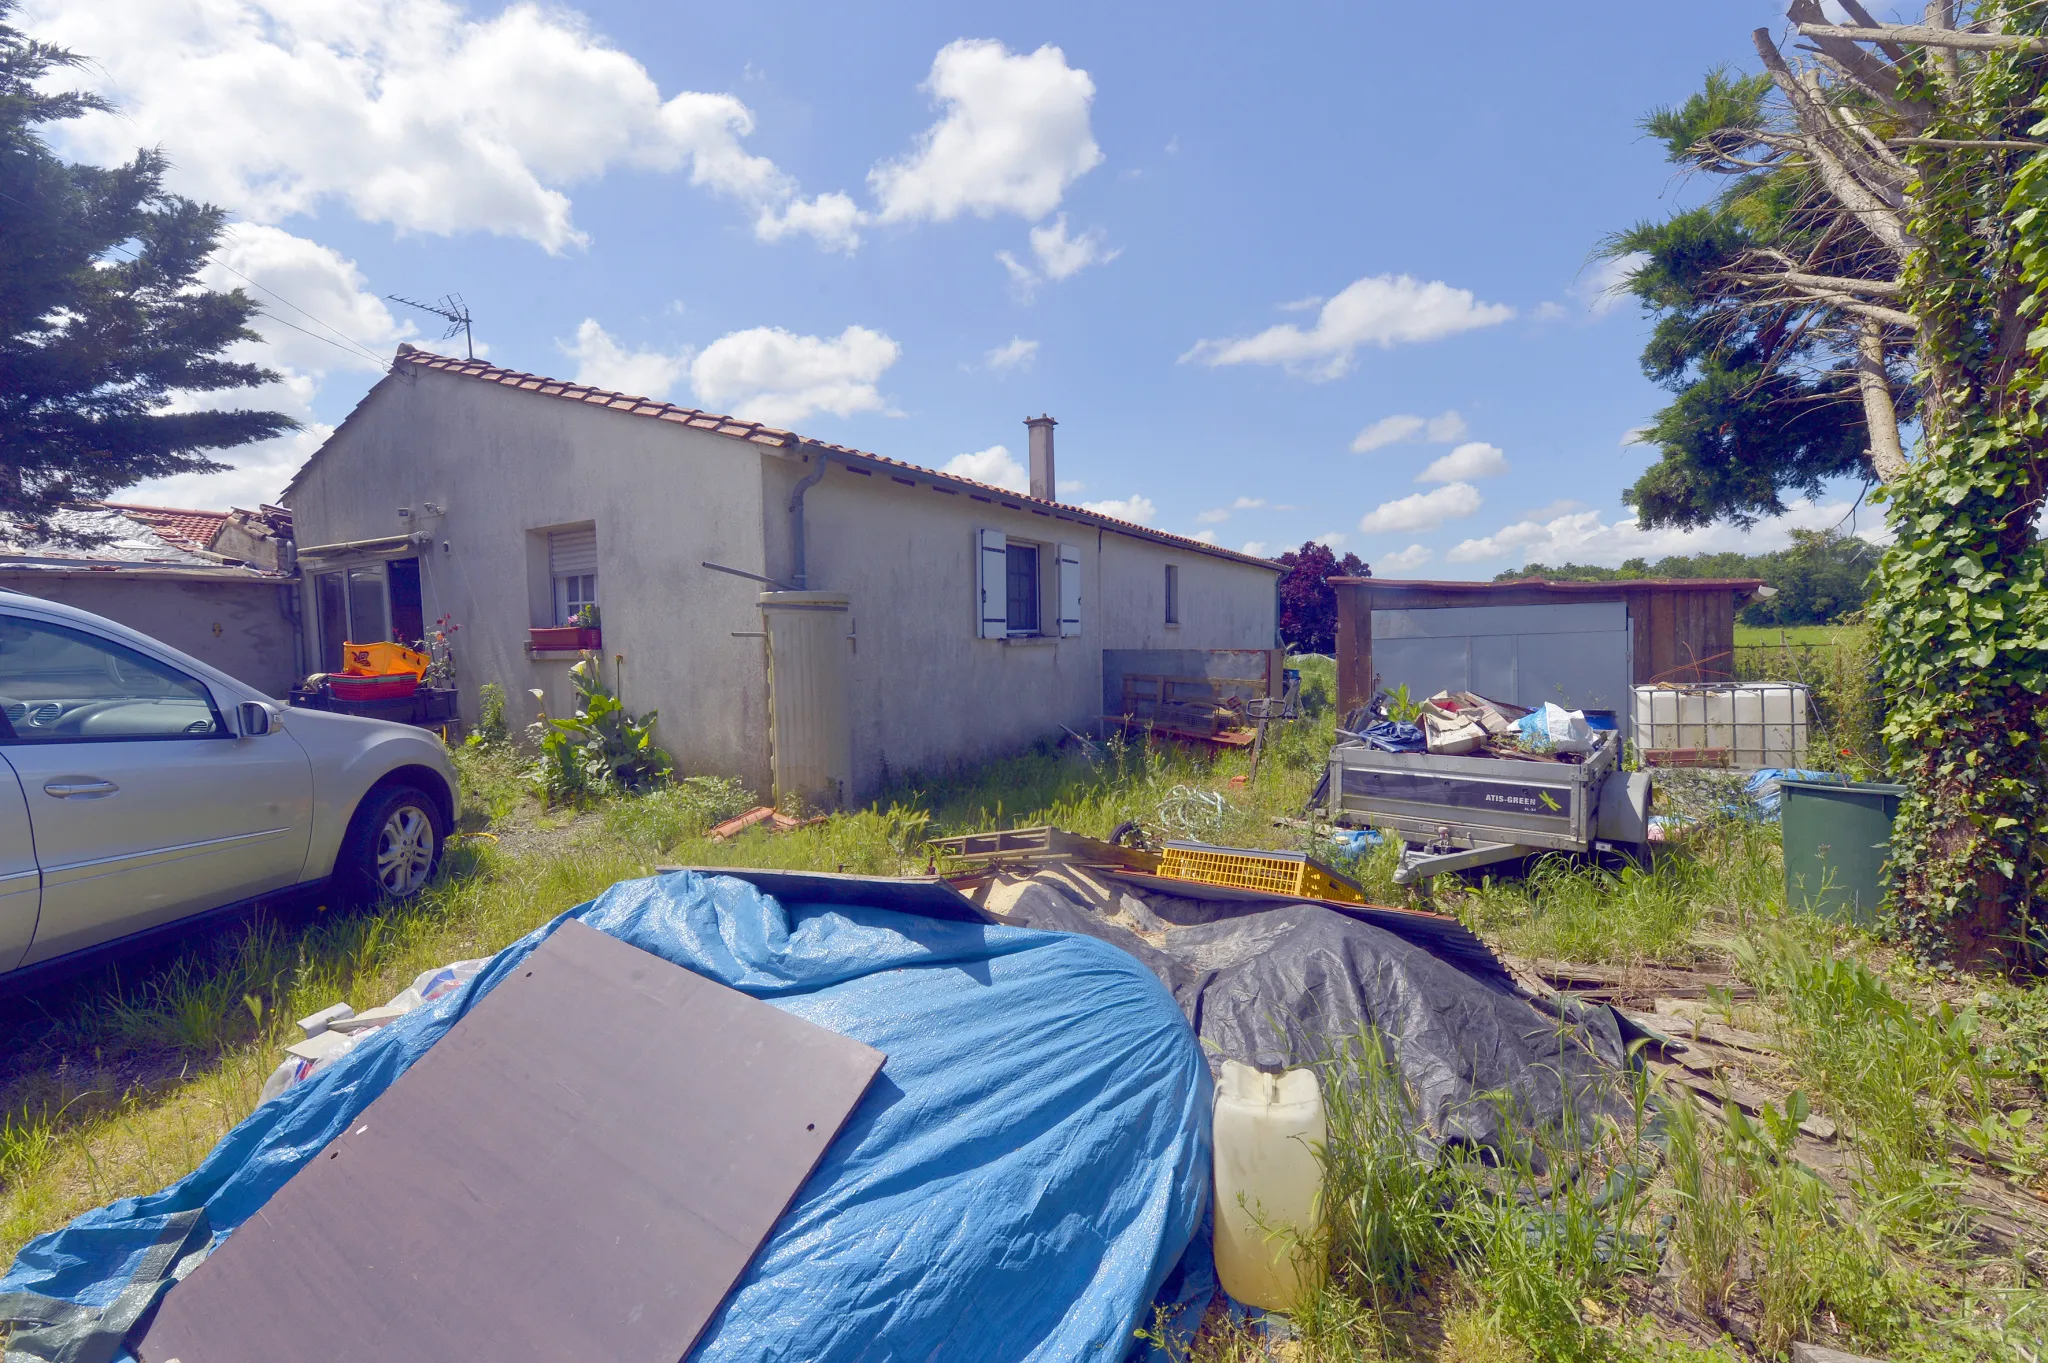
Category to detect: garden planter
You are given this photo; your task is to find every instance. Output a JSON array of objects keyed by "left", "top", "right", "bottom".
[{"left": 529, "top": 626, "right": 600, "bottom": 651}]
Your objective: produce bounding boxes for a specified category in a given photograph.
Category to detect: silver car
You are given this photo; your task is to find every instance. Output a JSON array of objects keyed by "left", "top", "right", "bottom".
[{"left": 0, "top": 591, "right": 460, "bottom": 985}]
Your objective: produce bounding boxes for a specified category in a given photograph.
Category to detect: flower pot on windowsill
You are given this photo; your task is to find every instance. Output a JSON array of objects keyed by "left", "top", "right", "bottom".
[{"left": 529, "top": 626, "right": 600, "bottom": 651}]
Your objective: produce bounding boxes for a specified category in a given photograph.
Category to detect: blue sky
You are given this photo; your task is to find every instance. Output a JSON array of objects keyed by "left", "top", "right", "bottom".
[{"left": 29, "top": 0, "right": 1890, "bottom": 576}]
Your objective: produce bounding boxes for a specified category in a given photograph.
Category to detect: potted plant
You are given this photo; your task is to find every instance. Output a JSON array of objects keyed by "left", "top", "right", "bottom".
[{"left": 528, "top": 603, "right": 600, "bottom": 653}]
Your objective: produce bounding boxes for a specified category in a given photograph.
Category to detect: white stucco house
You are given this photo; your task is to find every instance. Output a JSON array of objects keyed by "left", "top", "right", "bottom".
[{"left": 282, "top": 345, "right": 1281, "bottom": 803}]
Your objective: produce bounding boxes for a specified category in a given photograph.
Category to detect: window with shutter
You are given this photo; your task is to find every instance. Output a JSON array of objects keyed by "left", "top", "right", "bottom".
[
  {"left": 1057, "top": 544, "right": 1081, "bottom": 637},
  {"left": 1164, "top": 564, "right": 1180, "bottom": 626},
  {"left": 548, "top": 527, "right": 599, "bottom": 625}
]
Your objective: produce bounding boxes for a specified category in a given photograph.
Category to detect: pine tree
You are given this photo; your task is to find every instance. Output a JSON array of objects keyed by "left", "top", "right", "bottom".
[{"left": 0, "top": 1, "right": 293, "bottom": 536}]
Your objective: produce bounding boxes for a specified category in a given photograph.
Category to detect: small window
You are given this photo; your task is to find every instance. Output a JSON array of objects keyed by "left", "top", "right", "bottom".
[
  {"left": 0, "top": 616, "right": 223, "bottom": 742},
  {"left": 556, "top": 573, "right": 598, "bottom": 626},
  {"left": 1164, "top": 564, "right": 1181, "bottom": 626},
  {"left": 1006, "top": 543, "right": 1040, "bottom": 635},
  {"left": 548, "top": 527, "right": 600, "bottom": 625}
]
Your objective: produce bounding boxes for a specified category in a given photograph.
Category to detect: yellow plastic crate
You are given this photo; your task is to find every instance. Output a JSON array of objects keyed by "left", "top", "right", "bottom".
[
  {"left": 1158, "top": 841, "right": 1367, "bottom": 905},
  {"left": 342, "top": 640, "right": 429, "bottom": 678}
]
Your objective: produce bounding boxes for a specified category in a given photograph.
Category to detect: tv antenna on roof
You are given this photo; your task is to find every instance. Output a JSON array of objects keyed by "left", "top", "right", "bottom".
[{"left": 387, "top": 293, "right": 474, "bottom": 359}]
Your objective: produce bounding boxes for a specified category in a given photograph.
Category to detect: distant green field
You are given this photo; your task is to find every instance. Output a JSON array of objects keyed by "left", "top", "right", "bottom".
[{"left": 1734, "top": 623, "right": 1847, "bottom": 647}]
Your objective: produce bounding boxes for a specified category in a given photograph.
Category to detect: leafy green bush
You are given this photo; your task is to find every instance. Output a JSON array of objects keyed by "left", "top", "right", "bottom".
[
  {"left": 527, "top": 657, "right": 671, "bottom": 803},
  {"left": 467, "top": 681, "right": 510, "bottom": 748}
]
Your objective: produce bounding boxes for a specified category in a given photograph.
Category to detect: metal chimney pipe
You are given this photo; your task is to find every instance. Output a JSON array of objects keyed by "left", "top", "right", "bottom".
[{"left": 1025, "top": 414, "right": 1057, "bottom": 501}]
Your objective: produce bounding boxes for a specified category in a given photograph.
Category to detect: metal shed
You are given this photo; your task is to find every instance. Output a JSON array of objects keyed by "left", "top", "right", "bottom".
[{"left": 1331, "top": 577, "right": 1764, "bottom": 724}]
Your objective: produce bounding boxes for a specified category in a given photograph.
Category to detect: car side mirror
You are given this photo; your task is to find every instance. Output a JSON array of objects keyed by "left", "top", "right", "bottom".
[{"left": 237, "top": 701, "right": 274, "bottom": 737}]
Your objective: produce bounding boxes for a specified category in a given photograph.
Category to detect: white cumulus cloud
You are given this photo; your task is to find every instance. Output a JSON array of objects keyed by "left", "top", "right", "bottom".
[
  {"left": 1574, "top": 251, "right": 1649, "bottom": 317},
  {"left": 1352, "top": 409, "right": 1467, "bottom": 453},
  {"left": 983, "top": 337, "right": 1040, "bottom": 374},
  {"left": 1375, "top": 544, "right": 1435, "bottom": 572},
  {"left": 26, "top": 0, "right": 858, "bottom": 254},
  {"left": 1081, "top": 494, "right": 1157, "bottom": 524},
  {"left": 870, "top": 39, "right": 1104, "bottom": 224},
  {"left": 203, "top": 224, "right": 411, "bottom": 375},
  {"left": 941, "top": 444, "right": 1028, "bottom": 492},
  {"left": 1358, "top": 482, "right": 1484, "bottom": 534},
  {"left": 1184, "top": 276, "right": 1515, "bottom": 381},
  {"left": 1030, "top": 214, "right": 1119, "bottom": 279},
  {"left": 1312, "top": 531, "right": 1348, "bottom": 549},
  {"left": 1196, "top": 507, "right": 1231, "bottom": 524},
  {"left": 560, "top": 319, "right": 691, "bottom": 400},
  {"left": 690, "top": 325, "right": 900, "bottom": 426},
  {"left": 1418, "top": 441, "right": 1509, "bottom": 483},
  {"left": 125, "top": 224, "right": 409, "bottom": 509},
  {"left": 1445, "top": 498, "right": 1884, "bottom": 567},
  {"left": 998, "top": 215, "right": 1119, "bottom": 295},
  {"left": 1240, "top": 540, "right": 1270, "bottom": 558},
  {"left": 1190, "top": 529, "right": 1220, "bottom": 544}
]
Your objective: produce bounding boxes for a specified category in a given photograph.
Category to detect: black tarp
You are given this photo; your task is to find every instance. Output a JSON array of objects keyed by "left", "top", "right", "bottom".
[{"left": 996, "top": 882, "right": 1625, "bottom": 1156}]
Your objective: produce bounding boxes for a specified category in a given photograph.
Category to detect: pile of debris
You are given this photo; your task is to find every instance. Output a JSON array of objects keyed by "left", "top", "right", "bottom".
[
  {"left": 2, "top": 835, "right": 1637, "bottom": 1363},
  {"left": 1347, "top": 690, "right": 1610, "bottom": 765}
]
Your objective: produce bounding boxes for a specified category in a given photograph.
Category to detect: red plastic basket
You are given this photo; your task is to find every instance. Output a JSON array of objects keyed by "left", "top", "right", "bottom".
[{"left": 327, "top": 673, "right": 420, "bottom": 702}]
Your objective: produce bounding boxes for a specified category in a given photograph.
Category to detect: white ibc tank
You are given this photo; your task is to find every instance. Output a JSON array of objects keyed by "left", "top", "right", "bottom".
[
  {"left": 1212, "top": 1061, "right": 1327, "bottom": 1312},
  {"left": 1631, "top": 683, "right": 1810, "bottom": 769}
]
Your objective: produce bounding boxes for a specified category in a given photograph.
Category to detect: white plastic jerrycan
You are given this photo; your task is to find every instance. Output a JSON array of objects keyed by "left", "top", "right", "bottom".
[{"left": 1212, "top": 1059, "right": 1328, "bottom": 1312}]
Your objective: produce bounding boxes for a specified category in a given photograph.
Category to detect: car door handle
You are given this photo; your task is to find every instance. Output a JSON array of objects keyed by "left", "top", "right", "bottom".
[{"left": 44, "top": 779, "right": 119, "bottom": 798}]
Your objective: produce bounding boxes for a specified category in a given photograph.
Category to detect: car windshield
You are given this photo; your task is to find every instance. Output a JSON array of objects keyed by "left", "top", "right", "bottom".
[{"left": 0, "top": 615, "right": 222, "bottom": 739}]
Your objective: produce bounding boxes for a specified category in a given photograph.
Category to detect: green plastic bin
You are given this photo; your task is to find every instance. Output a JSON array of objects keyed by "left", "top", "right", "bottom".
[{"left": 1780, "top": 780, "right": 1906, "bottom": 925}]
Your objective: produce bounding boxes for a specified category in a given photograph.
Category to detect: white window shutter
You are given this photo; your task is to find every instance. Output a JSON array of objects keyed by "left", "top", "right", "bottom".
[
  {"left": 1057, "top": 543, "right": 1082, "bottom": 637},
  {"left": 977, "top": 529, "right": 1008, "bottom": 638},
  {"left": 547, "top": 527, "right": 598, "bottom": 575}
]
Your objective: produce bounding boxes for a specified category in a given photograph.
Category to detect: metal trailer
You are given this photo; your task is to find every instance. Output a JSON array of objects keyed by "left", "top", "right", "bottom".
[{"left": 1324, "top": 732, "right": 1651, "bottom": 885}]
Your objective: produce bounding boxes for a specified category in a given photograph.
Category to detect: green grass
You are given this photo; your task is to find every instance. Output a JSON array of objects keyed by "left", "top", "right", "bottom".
[{"left": 6, "top": 650, "right": 2043, "bottom": 1361}]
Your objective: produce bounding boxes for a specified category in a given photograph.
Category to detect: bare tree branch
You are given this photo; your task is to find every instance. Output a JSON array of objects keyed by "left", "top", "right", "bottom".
[
  {"left": 1856, "top": 318, "right": 1910, "bottom": 480},
  {"left": 1740, "top": 256, "right": 1906, "bottom": 295},
  {"left": 1754, "top": 29, "right": 1916, "bottom": 255},
  {"left": 1794, "top": 21, "right": 2048, "bottom": 52},
  {"left": 1894, "top": 136, "right": 2048, "bottom": 149},
  {"left": 1924, "top": 0, "right": 1963, "bottom": 87},
  {"left": 1787, "top": 0, "right": 1931, "bottom": 123},
  {"left": 1725, "top": 275, "right": 1921, "bottom": 327},
  {"left": 1837, "top": 0, "right": 1912, "bottom": 62},
  {"left": 1833, "top": 102, "right": 1915, "bottom": 182}
]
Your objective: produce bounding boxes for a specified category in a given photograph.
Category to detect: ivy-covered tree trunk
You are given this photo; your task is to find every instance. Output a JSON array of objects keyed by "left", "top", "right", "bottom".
[{"left": 1871, "top": 22, "right": 2048, "bottom": 966}]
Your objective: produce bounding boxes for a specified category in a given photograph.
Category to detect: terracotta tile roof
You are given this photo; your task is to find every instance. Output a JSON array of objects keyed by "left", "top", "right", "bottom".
[
  {"left": 100, "top": 502, "right": 230, "bottom": 554},
  {"left": 313, "top": 345, "right": 1278, "bottom": 571}
]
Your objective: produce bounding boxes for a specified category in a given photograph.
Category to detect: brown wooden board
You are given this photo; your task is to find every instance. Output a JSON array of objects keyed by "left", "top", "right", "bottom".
[{"left": 136, "top": 919, "right": 884, "bottom": 1363}]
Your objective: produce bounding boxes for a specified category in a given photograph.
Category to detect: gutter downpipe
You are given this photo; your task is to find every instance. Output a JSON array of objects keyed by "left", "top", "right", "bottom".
[{"left": 787, "top": 444, "right": 833, "bottom": 590}]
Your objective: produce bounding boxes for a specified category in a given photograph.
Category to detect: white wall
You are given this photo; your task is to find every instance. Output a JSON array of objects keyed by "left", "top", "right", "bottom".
[
  {"left": 6, "top": 574, "right": 300, "bottom": 695},
  {"left": 285, "top": 370, "right": 776, "bottom": 792},
  {"left": 783, "top": 457, "right": 1278, "bottom": 794},
  {"left": 288, "top": 372, "right": 1277, "bottom": 802}
]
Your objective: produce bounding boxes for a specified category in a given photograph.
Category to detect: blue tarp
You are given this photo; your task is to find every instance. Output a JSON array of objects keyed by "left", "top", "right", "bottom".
[
  {"left": 2, "top": 872, "right": 1213, "bottom": 1362},
  {"left": 1741, "top": 768, "right": 1844, "bottom": 821}
]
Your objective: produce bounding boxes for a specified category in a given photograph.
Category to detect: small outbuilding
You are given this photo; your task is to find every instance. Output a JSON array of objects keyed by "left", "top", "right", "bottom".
[
  {"left": 1331, "top": 576, "right": 1765, "bottom": 727},
  {"left": 0, "top": 503, "right": 302, "bottom": 694}
]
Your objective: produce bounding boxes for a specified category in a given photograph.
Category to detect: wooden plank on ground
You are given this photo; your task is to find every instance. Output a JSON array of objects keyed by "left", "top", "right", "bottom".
[{"left": 136, "top": 920, "right": 885, "bottom": 1363}]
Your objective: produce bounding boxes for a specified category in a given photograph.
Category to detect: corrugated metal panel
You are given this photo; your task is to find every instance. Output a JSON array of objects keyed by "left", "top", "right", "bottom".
[
  {"left": 1373, "top": 602, "right": 1625, "bottom": 639},
  {"left": 547, "top": 526, "right": 597, "bottom": 576},
  {"left": 1371, "top": 603, "right": 1633, "bottom": 731},
  {"left": 761, "top": 592, "right": 853, "bottom": 809}
]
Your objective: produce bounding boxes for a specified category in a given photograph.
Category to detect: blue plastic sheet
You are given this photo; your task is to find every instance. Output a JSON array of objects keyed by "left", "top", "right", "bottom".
[
  {"left": 2, "top": 873, "right": 1212, "bottom": 1362},
  {"left": 1741, "top": 768, "right": 1843, "bottom": 821},
  {"left": 1356, "top": 720, "right": 1424, "bottom": 753}
]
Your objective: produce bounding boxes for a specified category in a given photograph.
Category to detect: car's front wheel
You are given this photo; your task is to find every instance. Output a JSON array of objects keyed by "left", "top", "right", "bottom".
[{"left": 337, "top": 784, "right": 446, "bottom": 905}]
